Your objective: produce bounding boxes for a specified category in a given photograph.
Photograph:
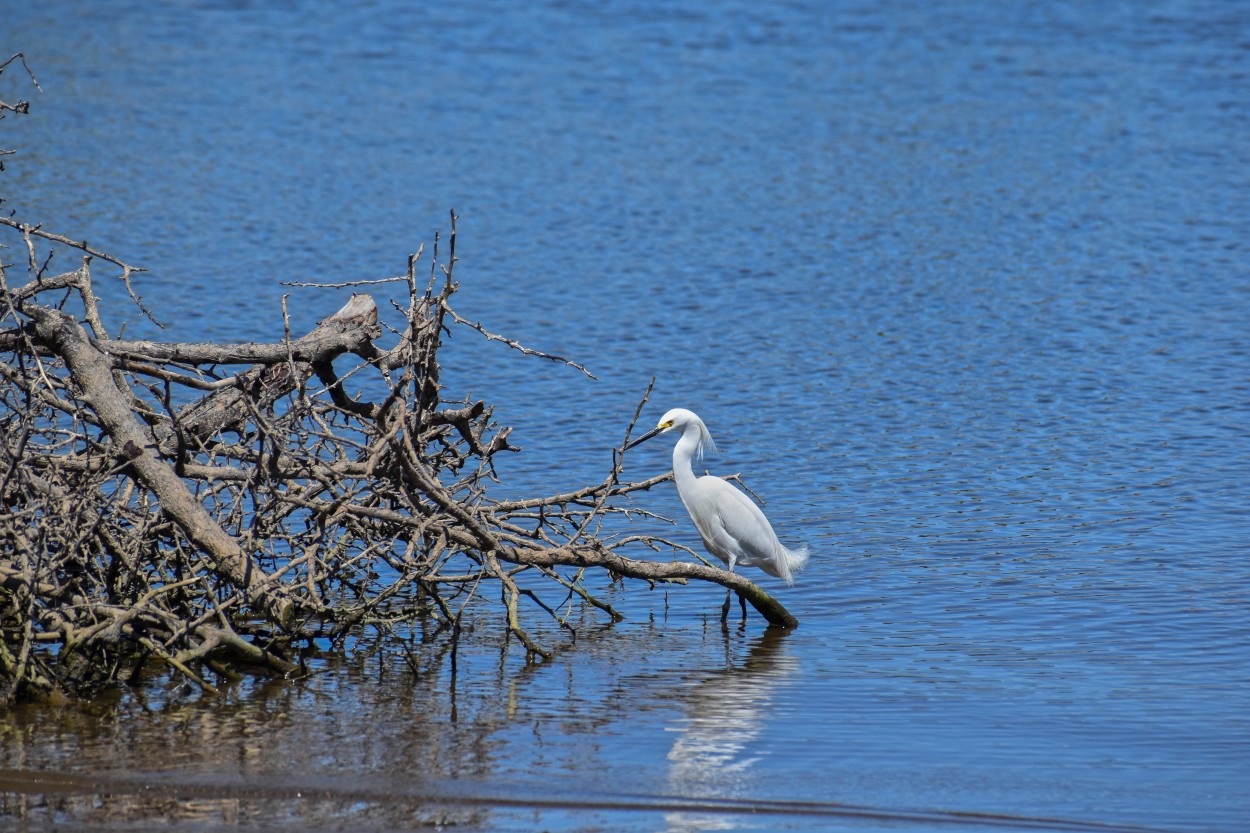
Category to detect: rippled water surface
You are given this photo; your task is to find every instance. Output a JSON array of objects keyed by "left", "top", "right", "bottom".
[{"left": 4, "top": 1, "right": 1248, "bottom": 831}]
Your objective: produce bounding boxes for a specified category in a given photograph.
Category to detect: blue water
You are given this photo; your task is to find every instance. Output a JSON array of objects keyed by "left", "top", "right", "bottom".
[{"left": 3, "top": 1, "right": 1248, "bottom": 831}]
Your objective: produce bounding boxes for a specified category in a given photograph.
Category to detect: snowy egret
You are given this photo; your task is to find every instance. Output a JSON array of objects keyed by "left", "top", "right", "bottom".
[{"left": 625, "top": 408, "right": 809, "bottom": 586}]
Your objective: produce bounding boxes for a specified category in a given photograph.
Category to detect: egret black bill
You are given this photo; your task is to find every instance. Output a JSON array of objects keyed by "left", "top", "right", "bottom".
[{"left": 624, "top": 424, "right": 666, "bottom": 450}]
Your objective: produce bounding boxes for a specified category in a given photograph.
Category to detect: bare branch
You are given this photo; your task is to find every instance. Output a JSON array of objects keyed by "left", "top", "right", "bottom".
[{"left": 444, "top": 305, "right": 598, "bottom": 379}]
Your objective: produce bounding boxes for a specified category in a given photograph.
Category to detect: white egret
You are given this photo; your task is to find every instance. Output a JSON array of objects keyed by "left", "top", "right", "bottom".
[{"left": 625, "top": 409, "right": 809, "bottom": 591}]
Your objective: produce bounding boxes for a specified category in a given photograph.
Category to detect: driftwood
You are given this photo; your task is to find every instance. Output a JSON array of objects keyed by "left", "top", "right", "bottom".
[
  {"left": 0, "top": 215, "right": 798, "bottom": 703},
  {"left": 0, "top": 60, "right": 795, "bottom": 703}
]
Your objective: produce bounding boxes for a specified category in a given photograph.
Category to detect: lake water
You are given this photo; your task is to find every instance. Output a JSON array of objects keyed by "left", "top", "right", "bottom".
[{"left": 3, "top": 1, "right": 1248, "bottom": 831}]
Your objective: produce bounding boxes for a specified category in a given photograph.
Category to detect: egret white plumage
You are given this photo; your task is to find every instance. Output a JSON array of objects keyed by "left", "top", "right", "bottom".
[{"left": 625, "top": 408, "right": 809, "bottom": 585}]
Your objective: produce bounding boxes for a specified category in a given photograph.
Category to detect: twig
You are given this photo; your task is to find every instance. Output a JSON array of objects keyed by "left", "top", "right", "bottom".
[{"left": 444, "top": 305, "right": 597, "bottom": 379}]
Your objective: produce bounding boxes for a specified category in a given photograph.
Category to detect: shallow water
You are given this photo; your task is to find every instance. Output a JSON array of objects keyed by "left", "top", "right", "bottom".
[{"left": 3, "top": 1, "right": 1249, "bottom": 831}]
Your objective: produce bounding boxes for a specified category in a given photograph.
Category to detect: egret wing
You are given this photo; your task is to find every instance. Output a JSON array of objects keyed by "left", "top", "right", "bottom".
[{"left": 696, "top": 476, "right": 781, "bottom": 567}]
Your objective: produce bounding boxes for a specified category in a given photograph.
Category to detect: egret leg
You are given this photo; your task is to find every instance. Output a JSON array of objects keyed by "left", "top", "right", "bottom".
[
  {"left": 720, "top": 589, "right": 731, "bottom": 622},
  {"left": 738, "top": 591, "right": 748, "bottom": 621}
]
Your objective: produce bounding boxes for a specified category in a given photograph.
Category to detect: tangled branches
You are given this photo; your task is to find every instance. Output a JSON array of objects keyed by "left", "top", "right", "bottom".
[
  {"left": 0, "top": 53, "right": 795, "bottom": 703},
  {"left": 0, "top": 212, "right": 797, "bottom": 703}
]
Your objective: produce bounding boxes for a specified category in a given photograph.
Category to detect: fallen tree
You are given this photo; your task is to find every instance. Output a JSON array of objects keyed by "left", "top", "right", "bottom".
[
  {"left": 0, "top": 57, "right": 796, "bottom": 704},
  {"left": 0, "top": 217, "right": 798, "bottom": 703}
]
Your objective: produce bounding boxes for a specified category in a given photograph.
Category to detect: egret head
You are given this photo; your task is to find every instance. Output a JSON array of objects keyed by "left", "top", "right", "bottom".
[{"left": 625, "top": 408, "right": 716, "bottom": 459}]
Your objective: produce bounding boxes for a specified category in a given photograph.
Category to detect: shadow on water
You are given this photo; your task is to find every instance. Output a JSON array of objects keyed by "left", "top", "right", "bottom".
[
  {"left": 0, "top": 767, "right": 1181, "bottom": 833},
  {"left": 0, "top": 626, "right": 1184, "bottom": 833}
]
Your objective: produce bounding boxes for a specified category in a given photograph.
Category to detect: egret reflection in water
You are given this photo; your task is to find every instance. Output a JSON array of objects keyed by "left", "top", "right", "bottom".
[{"left": 664, "top": 629, "right": 798, "bottom": 832}]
